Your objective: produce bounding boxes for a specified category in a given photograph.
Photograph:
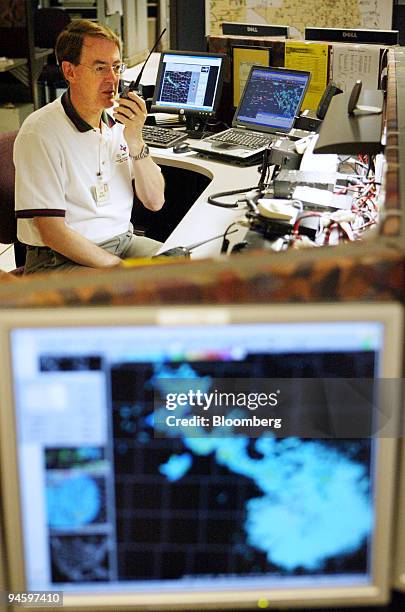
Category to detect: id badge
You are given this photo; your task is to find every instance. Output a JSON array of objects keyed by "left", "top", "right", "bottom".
[{"left": 93, "top": 177, "right": 110, "bottom": 205}]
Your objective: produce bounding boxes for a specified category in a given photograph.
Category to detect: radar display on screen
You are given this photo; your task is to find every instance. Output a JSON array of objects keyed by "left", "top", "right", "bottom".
[
  {"left": 239, "top": 74, "right": 305, "bottom": 119},
  {"left": 10, "top": 321, "right": 379, "bottom": 586},
  {"left": 110, "top": 360, "right": 373, "bottom": 581},
  {"left": 160, "top": 70, "right": 193, "bottom": 105},
  {"left": 29, "top": 351, "right": 375, "bottom": 584},
  {"left": 235, "top": 67, "right": 310, "bottom": 132}
]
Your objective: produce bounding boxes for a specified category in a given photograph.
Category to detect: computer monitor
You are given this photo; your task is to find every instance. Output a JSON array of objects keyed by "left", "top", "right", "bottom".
[
  {"left": 151, "top": 51, "right": 225, "bottom": 117},
  {"left": 0, "top": 302, "right": 402, "bottom": 611},
  {"left": 393, "top": 440, "right": 405, "bottom": 591},
  {"left": 304, "top": 27, "right": 399, "bottom": 46},
  {"left": 222, "top": 22, "right": 290, "bottom": 38}
]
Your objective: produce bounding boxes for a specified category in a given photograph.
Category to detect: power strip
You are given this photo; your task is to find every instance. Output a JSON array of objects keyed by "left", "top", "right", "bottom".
[
  {"left": 274, "top": 170, "right": 349, "bottom": 197},
  {"left": 293, "top": 186, "right": 353, "bottom": 212}
]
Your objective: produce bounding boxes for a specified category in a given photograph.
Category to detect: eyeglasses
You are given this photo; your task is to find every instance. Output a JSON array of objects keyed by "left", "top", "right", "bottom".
[{"left": 78, "top": 63, "right": 127, "bottom": 76}]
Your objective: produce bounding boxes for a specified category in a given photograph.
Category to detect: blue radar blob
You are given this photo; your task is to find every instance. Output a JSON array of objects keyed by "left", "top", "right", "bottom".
[{"left": 47, "top": 474, "right": 100, "bottom": 529}]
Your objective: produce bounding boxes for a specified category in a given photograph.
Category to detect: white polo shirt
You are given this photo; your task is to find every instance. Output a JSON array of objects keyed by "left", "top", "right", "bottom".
[{"left": 14, "top": 92, "right": 135, "bottom": 246}]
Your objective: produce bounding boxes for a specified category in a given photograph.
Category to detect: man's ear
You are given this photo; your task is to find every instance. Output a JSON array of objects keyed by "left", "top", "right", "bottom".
[{"left": 61, "top": 61, "right": 75, "bottom": 84}]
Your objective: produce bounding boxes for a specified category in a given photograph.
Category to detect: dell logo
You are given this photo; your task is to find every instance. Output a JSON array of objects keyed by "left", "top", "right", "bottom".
[
  {"left": 343, "top": 31, "right": 357, "bottom": 38},
  {"left": 247, "top": 26, "right": 258, "bottom": 32}
]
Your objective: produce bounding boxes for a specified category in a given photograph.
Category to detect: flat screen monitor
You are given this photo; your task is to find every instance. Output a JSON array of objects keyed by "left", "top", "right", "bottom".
[
  {"left": 151, "top": 51, "right": 225, "bottom": 116},
  {"left": 0, "top": 302, "right": 402, "bottom": 611},
  {"left": 393, "top": 440, "right": 405, "bottom": 591},
  {"left": 222, "top": 22, "right": 290, "bottom": 38},
  {"left": 304, "top": 27, "right": 399, "bottom": 46}
]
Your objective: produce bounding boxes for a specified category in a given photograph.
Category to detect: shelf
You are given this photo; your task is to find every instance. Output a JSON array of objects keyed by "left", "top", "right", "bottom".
[{"left": 60, "top": 7, "right": 97, "bottom": 11}]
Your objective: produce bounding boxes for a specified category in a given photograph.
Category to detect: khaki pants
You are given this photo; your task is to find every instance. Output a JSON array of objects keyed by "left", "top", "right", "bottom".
[{"left": 24, "top": 228, "right": 162, "bottom": 274}]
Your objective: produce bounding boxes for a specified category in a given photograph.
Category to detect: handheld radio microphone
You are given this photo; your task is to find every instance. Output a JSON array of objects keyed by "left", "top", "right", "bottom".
[
  {"left": 120, "top": 27, "right": 167, "bottom": 99},
  {"left": 154, "top": 230, "right": 238, "bottom": 258}
]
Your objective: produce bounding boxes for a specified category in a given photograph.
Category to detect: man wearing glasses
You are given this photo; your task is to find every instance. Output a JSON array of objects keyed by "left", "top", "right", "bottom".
[{"left": 14, "top": 20, "right": 165, "bottom": 273}]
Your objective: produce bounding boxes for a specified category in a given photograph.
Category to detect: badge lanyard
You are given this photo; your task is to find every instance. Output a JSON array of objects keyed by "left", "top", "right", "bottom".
[{"left": 93, "top": 125, "right": 110, "bottom": 205}]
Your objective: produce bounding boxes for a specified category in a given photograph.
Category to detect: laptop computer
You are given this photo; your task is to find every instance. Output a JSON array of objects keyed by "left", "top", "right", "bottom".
[{"left": 190, "top": 66, "right": 311, "bottom": 165}]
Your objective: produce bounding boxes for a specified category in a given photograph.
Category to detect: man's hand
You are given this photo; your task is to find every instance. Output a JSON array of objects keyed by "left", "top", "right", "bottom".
[
  {"left": 34, "top": 217, "right": 123, "bottom": 269},
  {"left": 112, "top": 91, "right": 165, "bottom": 211},
  {"left": 113, "top": 91, "right": 146, "bottom": 156}
]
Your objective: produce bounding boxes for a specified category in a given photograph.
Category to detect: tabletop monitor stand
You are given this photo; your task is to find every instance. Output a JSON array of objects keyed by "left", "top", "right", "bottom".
[{"left": 180, "top": 112, "right": 217, "bottom": 139}]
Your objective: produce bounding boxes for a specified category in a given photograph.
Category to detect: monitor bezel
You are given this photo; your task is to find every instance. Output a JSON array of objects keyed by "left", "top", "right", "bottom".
[
  {"left": 0, "top": 509, "right": 8, "bottom": 600},
  {"left": 151, "top": 50, "right": 225, "bottom": 116},
  {"left": 221, "top": 21, "right": 290, "bottom": 38},
  {"left": 0, "top": 302, "right": 402, "bottom": 611},
  {"left": 393, "top": 440, "right": 405, "bottom": 591},
  {"left": 304, "top": 27, "right": 399, "bottom": 46},
  {"left": 233, "top": 65, "right": 311, "bottom": 134}
]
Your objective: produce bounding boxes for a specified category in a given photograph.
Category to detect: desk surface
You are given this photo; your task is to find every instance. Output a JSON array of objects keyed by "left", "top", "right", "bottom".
[{"left": 151, "top": 145, "right": 259, "bottom": 258}]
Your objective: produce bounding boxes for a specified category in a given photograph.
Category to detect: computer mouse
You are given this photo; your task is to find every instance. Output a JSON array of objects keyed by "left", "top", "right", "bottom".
[{"left": 173, "top": 142, "right": 190, "bottom": 154}]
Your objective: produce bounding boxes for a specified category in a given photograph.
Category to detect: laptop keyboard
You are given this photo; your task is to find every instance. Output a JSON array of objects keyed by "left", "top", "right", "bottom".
[
  {"left": 142, "top": 126, "right": 187, "bottom": 148},
  {"left": 208, "top": 129, "right": 275, "bottom": 149}
]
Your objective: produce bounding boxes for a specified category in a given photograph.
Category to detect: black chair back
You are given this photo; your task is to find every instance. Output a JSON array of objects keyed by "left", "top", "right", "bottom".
[{"left": 0, "top": 130, "right": 18, "bottom": 245}]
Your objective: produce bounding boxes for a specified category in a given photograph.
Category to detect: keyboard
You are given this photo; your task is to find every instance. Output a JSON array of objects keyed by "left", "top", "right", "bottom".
[
  {"left": 207, "top": 129, "right": 275, "bottom": 149},
  {"left": 142, "top": 125, "right": 187, "bottom": 148}
]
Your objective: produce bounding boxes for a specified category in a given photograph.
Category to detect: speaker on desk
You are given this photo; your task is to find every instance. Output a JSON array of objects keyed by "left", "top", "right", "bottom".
[
  {"left": 295, "top": 83, "right": 343, "bottom": 132},
  {"left": 314, "top": 89, "right": 384, "bottom": 155},
  {"left": 316, "top": 82, "right": 343, "bottom": 119}
]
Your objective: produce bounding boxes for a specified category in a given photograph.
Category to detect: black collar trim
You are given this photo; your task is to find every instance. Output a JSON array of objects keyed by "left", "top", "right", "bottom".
[{"left": 61, "top": 90, "right": 116, "bottom": 132}]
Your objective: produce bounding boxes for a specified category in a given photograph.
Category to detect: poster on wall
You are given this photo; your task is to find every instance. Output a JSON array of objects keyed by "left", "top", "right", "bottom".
[
  {"left": 205, "top": 0, "right": 394, "bottom": 39},
  {"left": 284, "top": 42, "right": 329, "bottom": 111}
]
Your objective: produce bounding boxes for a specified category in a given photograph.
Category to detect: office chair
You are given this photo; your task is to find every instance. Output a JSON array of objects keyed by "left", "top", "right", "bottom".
[
  {"left": 0, "top": 130, "right": 26, "bottom": 270},
  {"left": 34, "top": 8, "right": 70, "bottom": 103}
]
